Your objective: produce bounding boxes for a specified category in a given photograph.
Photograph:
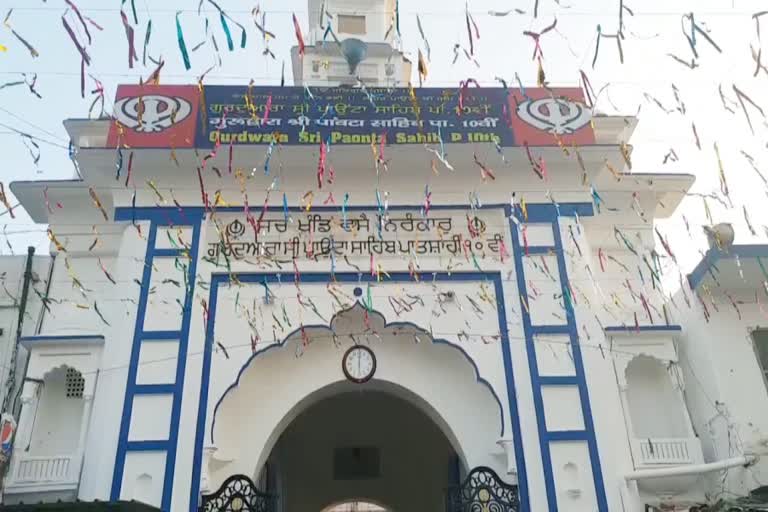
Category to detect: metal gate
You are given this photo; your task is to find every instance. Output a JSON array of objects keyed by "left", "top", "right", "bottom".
[
  {"left": 200, "top": 474, "right": 277, "bottom": 512},
  {"left": 445, "top": 466, "right": 520, "bottom": 512}
]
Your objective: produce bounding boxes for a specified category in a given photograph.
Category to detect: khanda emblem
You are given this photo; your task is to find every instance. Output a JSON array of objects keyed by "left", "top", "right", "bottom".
[
  {"left": 516, "top": 97, "right": 591, "bottom": 134},
  {"left": 114, "top": 95, "right": 192, "bottom": 133}
]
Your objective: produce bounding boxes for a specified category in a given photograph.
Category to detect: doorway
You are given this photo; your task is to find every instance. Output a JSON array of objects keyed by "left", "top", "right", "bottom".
[{"left": 264, "top": 389, "right": 458, "bottom": 512}]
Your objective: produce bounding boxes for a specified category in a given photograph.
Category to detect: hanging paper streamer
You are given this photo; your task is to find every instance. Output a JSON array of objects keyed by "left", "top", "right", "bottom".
[
  {"left": 416, "top": 15, "right": 431, "bottom": 60},
  {"left": 592, "top": 24, "right": 624, "bottom": 68},
  {"left": 417, "top": 50, "right": 428, "bottom": 86},
  {"left": 142, "top": 19, "right": 152, "bottom": 66},
  {"left": 47, "top": 228, "right": 67, "bottom": 252},
  {"left": 175, "top": 12, "right": 192, "bottom": 70},
  {"left": 293, "top": 14, "right": 305, "bottom": 57},
  {"left": 473, "top": 153, "right": 496, "bottom": 181},
  {"left": 0, "top": 182, "right": 14, "bottom": 219},
  {"left": 465, "top": 4, "right": 479, "bottom": 56},
  {"left": 125, "top": 151, "right": 134, "bottom": 187},
  {"left": 120, "top": 10, "right": 138, "bottom": 68},
  {"left": 64, "top": 1, "right": 92, "bottom": 44},
  {"left": 88, "top": 187, "right": 109, "bottom": 221},
  {"left": 732, "top": 84, "right": 765, "bottom": 135},
  {"left": 3, "top": 10, "right": 40, "bottom": 58},
  {"left": 61, "top": 15, "right": 91, "bottom": 65}
]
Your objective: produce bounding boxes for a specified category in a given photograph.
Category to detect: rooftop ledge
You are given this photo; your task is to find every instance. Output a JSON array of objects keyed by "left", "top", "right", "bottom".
[
  {"left": 19, "top": 334, "right": 105, "bottom": 350},
  {"left": 688, "top": 244, "right": 768, "bottom": 292}
]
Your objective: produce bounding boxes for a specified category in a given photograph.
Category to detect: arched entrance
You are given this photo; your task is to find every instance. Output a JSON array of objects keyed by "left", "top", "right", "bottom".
[
  {"left": 265, "top": 387, "right": 457, "bottom": 511},
  {"left": 203, "top": 303, "right": 517, "bottom": 511}
]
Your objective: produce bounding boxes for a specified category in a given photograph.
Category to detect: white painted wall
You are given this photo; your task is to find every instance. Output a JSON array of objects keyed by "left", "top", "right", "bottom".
[{"left": 676, "top": 294, "right": 768, "bottom": 495}]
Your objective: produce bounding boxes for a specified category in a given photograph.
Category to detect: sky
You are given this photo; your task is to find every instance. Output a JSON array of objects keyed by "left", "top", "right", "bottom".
[{"left": 1, "top": 0, "right": 767, "bottom": 284}]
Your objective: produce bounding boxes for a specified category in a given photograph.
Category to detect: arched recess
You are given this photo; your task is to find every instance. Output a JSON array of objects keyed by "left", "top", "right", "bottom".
[
  {"left": 625, "top": 355, "right": 688, "bottom": 438},
  {"left": 207, "top": 303, "right": 506, "bottom": 492}
]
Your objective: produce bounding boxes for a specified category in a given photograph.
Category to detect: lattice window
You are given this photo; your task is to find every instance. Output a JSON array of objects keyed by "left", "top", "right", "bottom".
[{"left": 65, "top": 368, "right": 85, "bottom": 398}]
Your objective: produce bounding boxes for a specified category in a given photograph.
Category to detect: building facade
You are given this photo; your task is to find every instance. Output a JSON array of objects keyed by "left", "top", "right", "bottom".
[{"left": 1, "top": 1, "right": 767, "bottom": 511}]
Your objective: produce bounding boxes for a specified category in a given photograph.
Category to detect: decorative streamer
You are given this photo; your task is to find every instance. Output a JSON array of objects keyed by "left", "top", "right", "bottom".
[
  {"left": 64, "top": 1, "right": 92, "bottom": 44},
  {"left": 125, "top": 151, "right": 134, "bottom": 187},
  {"left": 61, "top": 15, "right": 91, "bottom": 65},
  {"left": 3, "top": 9, "right": 39, "bottom": 58},
  {"left": 142, "top": 19, "right": 152, "bottom": 66},
  {"left": 292, "top": 14, "right": 305, "bottom": 57},
  {"left": 417, "top": 50, "right": 428, "bottom": 86},
  {"left": 732, "top": 84, "right": 765, "bottom": 135},
  {"left": 94, "top": 302, "right": 110, "bottom": 326},
  {"left": 416, "top": 15, "right": 431, "bottom": 60},
  {"left": 120, "top": 10, "right": 138, "bottom": 68},
  {"left": 88, "top": 187, "right": 109, "bottom": 221},
  {"left": 175, "top": 12, "right": 192, "bottom": 70}
]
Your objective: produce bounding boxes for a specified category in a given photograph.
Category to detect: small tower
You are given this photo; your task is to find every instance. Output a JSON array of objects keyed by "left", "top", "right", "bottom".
[{"left": 291, "top": 0, "right": 412, "bottom": 86}]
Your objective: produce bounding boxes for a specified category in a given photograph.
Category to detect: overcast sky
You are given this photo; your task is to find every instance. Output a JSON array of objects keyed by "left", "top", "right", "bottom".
[{"left": 1, "top": 0, "right": 767, "bottom": 281}]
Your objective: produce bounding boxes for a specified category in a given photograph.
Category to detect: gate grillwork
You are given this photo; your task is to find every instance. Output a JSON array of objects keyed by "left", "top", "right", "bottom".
[
  {"left": 200, "top": 474, "right": 277, "bottom": 512},
  {"left": 445, "top": 466, "right": 520, "bottom": 512}
]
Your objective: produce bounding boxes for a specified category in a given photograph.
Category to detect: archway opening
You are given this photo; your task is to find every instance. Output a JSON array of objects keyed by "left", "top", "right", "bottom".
[{"left": 261, "top": 388, "right": 459, "bottom": 512}]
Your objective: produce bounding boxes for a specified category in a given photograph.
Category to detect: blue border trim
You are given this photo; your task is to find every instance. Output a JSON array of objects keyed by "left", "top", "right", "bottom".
[
  {"left": 161, "top": 219, "right": 201, "bottom": 511},
  {"left": 688, "top": 244, "right": 768, "bottom": 290},
  {"left": 110, "top": 201, "right": 598, "bottom": 511},
  {"left": 551, "top": 216, "right": 608, "bottom": 511},
  {"left": 126, "top": 440, "right": 170, "bottom": 451},
  {"left": 115, "top": 201, "right": 593, "bottom": 223},
  {"left": 189, "top": 271, "right": 531, "bottom": 512},
  {"left": 110, "top": 211, "right": 203, "bottom": 512},
  {"left": 139, "top": 331, "right": 182, "bottom": 341},
  {"left": 507, "top": 208, "right": 607, "bottom": 512},
  {"left": 604, "top": 325, "right": 682, "bottom": 333},
  {"left": 111, "top": 222, "right": 159, "bottom": 502},
  {"left": 545, "top": 430, "right": 588, "bottom": 442}
]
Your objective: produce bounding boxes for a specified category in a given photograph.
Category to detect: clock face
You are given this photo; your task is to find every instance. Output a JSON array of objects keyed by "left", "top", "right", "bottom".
[{"left": 342, "top": 345, "right": 376, "bottom": 384}]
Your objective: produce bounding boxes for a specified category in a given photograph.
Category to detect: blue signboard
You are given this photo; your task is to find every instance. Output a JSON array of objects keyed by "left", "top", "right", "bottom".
[{"left": 196, "top": 86, "right": 514, "bottom": 147}]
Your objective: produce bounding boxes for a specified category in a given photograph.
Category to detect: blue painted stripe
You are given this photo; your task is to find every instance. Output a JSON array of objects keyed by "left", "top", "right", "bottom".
[
  {"left": 151, "top": 248, "right": 186, "bottom": 257},
  {"left": 115, "top": 202, "right": 594, "bottom": 224},
  {"left": 525, "top": 246, "right": 556, "bottom": 255},
  {"left": 545, "top": 430, "right": 589, "bottom": 442},
  {"left": 492, "top": 275, "right": 530, "bottom": 511},
  {"left": 551, "top": 217, "right": 608, "bottom": 512},
  {"left": 531, "top": 325, "right": 570, "bottom": 335},
  {"left": 539, "top": 376, "right": 579, "bottom": 386},
  {"left": 133, "top": 384, "right": 176, "bottom": 394},
  {"left": 111, "top": 222, "right": 159, "bottom": 502},
  {"left": 190, "top": 275, "right": 220, "bottom": 512},
  {"left": 508, "top": 212, "right": 556, "bottom": 512},
  {"left": 111, "top": 210, "right": 204, "bottom": 511},
  {"left": 139, "top": 331, "right": 182, "bottom": 341},
  {"left": 161, "top": 219, "right": 202, "bottom": 511},
  {"left": 126, "top": 440, "right": 170, "bottom": 451}
]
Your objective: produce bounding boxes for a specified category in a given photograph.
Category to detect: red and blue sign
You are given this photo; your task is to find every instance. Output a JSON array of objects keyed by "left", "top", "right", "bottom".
[{"left": 107, "top": 84, "right": 594, "bottom": 149}]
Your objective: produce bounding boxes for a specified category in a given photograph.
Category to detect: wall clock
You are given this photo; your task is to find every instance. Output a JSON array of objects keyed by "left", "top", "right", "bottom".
[{"left": 342, "top": 345, "right": 376, "bottom": 384}]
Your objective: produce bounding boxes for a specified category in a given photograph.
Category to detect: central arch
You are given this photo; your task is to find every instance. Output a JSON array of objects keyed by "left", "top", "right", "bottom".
[
  {"left": 207, "top": 303, "right": 508, "bottom": 505},
  {"left": 268, "top": 387, "right": 457, "bottom": 511}
]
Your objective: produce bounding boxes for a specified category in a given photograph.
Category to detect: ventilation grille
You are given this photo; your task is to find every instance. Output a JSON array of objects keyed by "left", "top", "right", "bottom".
[{"left": 65, "top": 368, "right": 85, "bottom": 398}]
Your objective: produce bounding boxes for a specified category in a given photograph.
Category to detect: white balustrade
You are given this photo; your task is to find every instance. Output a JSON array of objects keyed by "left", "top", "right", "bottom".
[
  {"left": 631, "top": 438, "right": 702, "bottom": 466},
  {"left": 9, "top": 454, "right": 76, "bottom": 485}
]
